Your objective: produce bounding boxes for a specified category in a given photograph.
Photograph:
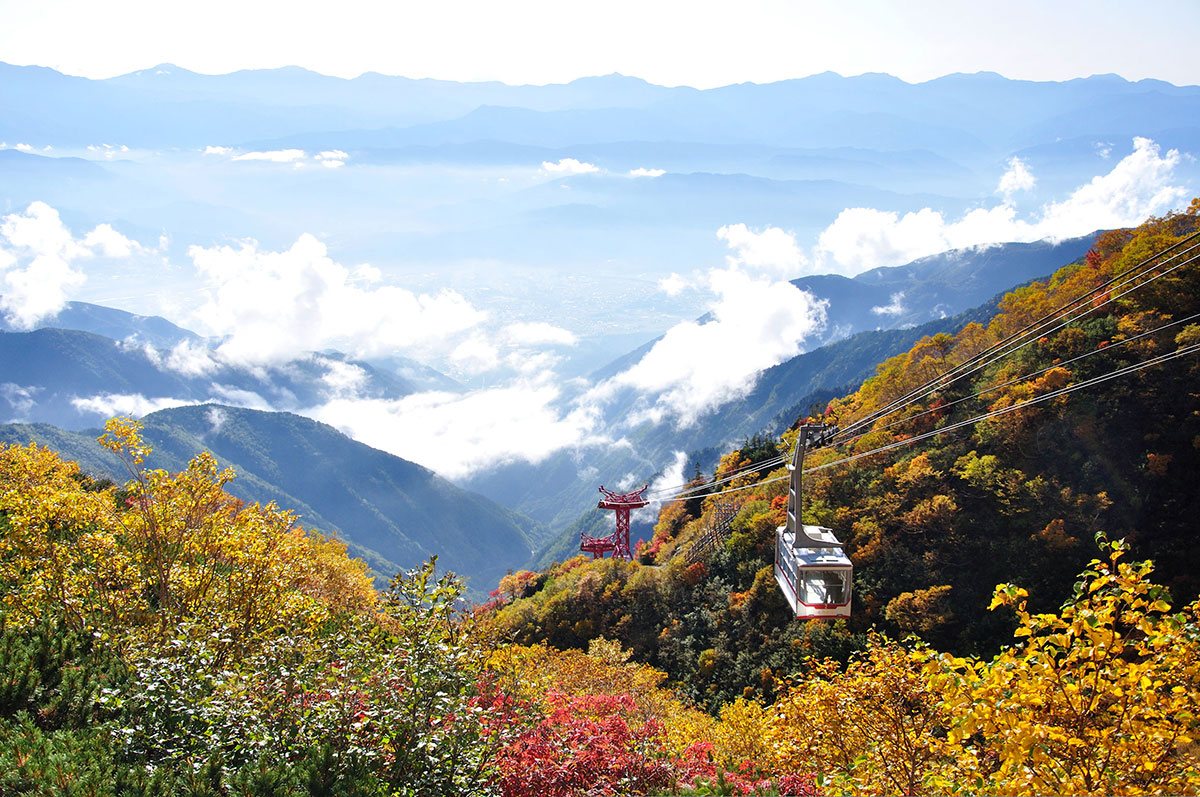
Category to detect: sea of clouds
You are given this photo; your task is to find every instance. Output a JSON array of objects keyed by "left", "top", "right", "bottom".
[{"left": 0, "top": 137, "right": 1189, "bottom": 479}]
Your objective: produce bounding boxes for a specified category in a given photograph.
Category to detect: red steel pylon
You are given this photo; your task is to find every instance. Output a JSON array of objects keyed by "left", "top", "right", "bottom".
[{"left": 581, "top": 485, "right": 649, "bottom": 560}]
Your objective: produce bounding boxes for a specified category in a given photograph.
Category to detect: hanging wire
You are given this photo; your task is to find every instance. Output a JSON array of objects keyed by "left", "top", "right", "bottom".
[
  {"left": 638, "top": 227, "right": 1200, "bottom": 504},
  {"left": 654, "top": 341, "right": 1200, "bottom": 503},
  {"left": 838, "top": 232, "right": 1200, "bottom": 439},
  {"left": 844, "top": 308, "right": 1200, "bottom": 444},
  {"left": 644, "top": 452, "right": 790, "bottom": 499},
  {"left": 836, "top": 247, "right": 1200, "bottom": 447}
]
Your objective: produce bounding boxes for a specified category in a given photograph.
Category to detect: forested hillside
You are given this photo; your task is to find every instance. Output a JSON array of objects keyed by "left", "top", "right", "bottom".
[
  {"left": 0, "top": 405, "right": 547, "bottom": 593},
  {"left": 2, "top": 207, "right": 1199, "bottom": 794},
  {"left": 483, "top": 202, "right": 1200, "bottom": 709}
]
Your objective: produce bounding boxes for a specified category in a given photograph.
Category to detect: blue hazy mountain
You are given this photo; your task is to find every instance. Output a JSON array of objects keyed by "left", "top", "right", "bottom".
[
  {"left": 0, "top": 405, "right": 546, "bottom": 593},
  {"left": 793, "top": 234, "right": 1098, "bottom": 338},
  {"left": 0, "top": 326, "right": 435, "bottom": 428},
  {"left": 4, "top": 63, "right": 1196, "bottom": 375},
  {"left": 6, "top": 62, "right": 1198, "bottom": 165},
  {"left": 0, "top": 299, "right": 201, "bottom": 349}
]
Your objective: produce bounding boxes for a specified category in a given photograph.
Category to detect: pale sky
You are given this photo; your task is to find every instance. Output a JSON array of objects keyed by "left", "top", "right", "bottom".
[{"left": 2, "top": 0, "right": 1198, "bottom": 87}]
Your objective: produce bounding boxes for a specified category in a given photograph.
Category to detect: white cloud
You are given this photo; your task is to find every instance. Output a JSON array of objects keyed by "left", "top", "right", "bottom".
[
  {"left": 160, "top": 340, "right": 220, "bottom": 376},
  {"left": 304, "top": 382, "right": 605, "bottom": 480},
  {"left": 316, "top": 150, "right": 348, "bottom": 169},
  {"left": 813, "top": 138, "right": 1187, "bottom": 276},
  {"left": 83, "top": 224, "right": 140, "bottom": 257},
  {"left": 1038, "top": 136, "right": 1186, "bottom": 233},
  {"left": 86, "top": 143, "right": 127, "bottom": 160},
  {"left": 502, "top": 321, "right": 577, "bottom": 346},
  {"left": 450, "top": 334, "right": 501, "bottom": 374},
  {"left": 0, "top": 203, "right": 154, "bottom": 328},
  {"left": 207, "top": 384, "right": 273, "bottom": 410},
  {"left": 717, "top": 223, "right": 808, "bottom": 278},
  {"left": 188, "top": 233, "right": 486, "bottom": 365},
  {"left": 0, "top": 202, "right": 89, "bottom": 328},
  {"left": 871, "top": 291, "right": 907, "bottom": 317},
  {"left": 541, "top": 158, "right": 600, "bottom": 176},
  {"left": 206, "top": 406, "right": 227, "bottom": 434},
  {"left": 204, "top": 145, "right": 233, "bottom": 155},
  {"left": 997, "top": 156, "right": 1036, "bottom": 197},
  {"left": 1, "top": 383, "right": 41, "bottom": 418},
  {"left": 658, "top": 272, "right": 688, "bottom": 296},
  {"left": 232, "top": 149, "right": 307, "bottom": 163},
  {"left": 629, "top": 167, "right": 665, "bottom": 178},
  {"left": 505, "top": 349, "right": 560, "bottom": 376},
  {"left": 633, "top": 449, "right": 688, "bottom": 523},
  {"left": 604, "top": 263, "right": 826, "bottom": 426},
  {"left": 70, "top": 393, "right": 196, "bottom": 418},
  {"left": 318, "top": 358, "right": 369, "bottom": 398},
  {"left": 14, "top": 143, "right": 33, "bottom": 153}
]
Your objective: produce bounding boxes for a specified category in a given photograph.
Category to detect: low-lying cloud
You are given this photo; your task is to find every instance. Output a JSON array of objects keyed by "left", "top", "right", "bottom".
[
  {"left": 232, "top": 149, "right": 307, "bottom": 163},
  {"left": 541, "top": 158, "right": 600, "bottom": 176},
  {"left": 814, "top": 137, "right": 1187, "bottom": 276},
  {"left": 717, "top": 223, "right": 809, "bottom": 278},
  {"left": 871, "top": 291, "right": 907, "bottom": 317},
  {"left": 0, "top": 202, "right": 141, "bottom": 329},
  {"left": 997, "top": 156, "right": 1036, "bottom": 198},
  {"left": 600, "top": 228, "right": 827, "bottom": 427},
  {"left": 306, "top": 381, "right": 606, "bottom": 480},
  {"left": 71, "top": 393, "right": 197, "bottom": 418},
  {"left": 189, "top": 233, "right": 486, "bottom": 365},
  {"left": 502, "top": 321, "right": 578, "bottom": 347}
]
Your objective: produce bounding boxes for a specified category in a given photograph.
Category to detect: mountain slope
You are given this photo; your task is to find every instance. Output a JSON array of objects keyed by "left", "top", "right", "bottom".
[
  {"left": 794, "top": 234, "right": 1098, "bottom": 338},
  {"left": 481, "top": 205, "right": 1200, "bottom": 710},
  {"left": 468, "top": 237, "right": 1091, "bottom": 538},
  {"left": 0, "top": 405, "right": 547, "bottom": 593},
  {"left": 0, "top": 299, "right": 201, "bottom": 348},
  {"left": 0, "top": 327, "right": 422, "bottom": 428}
]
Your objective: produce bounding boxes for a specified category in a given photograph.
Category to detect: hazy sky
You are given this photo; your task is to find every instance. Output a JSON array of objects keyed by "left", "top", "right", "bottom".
[{"left": 2, "top": 0, "right": 1199, "bottom": 87}]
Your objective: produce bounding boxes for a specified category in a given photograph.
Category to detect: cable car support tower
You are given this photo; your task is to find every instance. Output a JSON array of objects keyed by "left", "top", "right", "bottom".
[{"left": 581, "top": 485, "right": 649, "bottom": 560}]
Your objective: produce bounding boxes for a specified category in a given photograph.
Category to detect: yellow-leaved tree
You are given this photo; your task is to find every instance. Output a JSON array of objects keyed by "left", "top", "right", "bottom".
[{"left": 927, "top": 535, "right": 1200, "bottom": 795}]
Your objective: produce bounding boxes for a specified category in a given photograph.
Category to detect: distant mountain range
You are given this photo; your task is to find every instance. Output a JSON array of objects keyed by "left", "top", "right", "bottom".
[
  {"left": 0, "top": 405, "right": 546, "bottom": 595},
  {"left": 3, "top": 63, "right": 1195, "bottom": 376},
  {"left": 6, "top": 63, "right": 1199, "bottom": 165}
]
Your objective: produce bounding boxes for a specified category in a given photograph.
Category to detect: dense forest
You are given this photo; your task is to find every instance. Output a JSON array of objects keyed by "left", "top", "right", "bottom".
[
  {"left": 2, "top": 204, "right": 1199, "bottom": 793},
  {"left": 484, "top": 202, "right": 1200, "bottom": 707}
]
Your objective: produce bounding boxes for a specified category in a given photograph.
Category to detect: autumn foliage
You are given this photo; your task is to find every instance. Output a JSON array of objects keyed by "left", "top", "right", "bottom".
[{"left": 3, "top": 203, "right": 1200, "bottom": 793}]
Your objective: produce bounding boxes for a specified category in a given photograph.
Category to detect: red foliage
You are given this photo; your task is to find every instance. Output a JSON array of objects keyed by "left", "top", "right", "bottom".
[
  {"left": 681, "top": 562, "right": 707, "bottom": 586},
  {"left": 675, "top": 742, "right": 818, "bottom": 796},
  {"left": 493, "top": 691, "right": 674, "bottom": 797}
]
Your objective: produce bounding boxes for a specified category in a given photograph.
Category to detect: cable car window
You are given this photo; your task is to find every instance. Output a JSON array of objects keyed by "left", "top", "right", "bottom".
[{"left": 800, "top": 570, "right": 848, "bottom": 605}]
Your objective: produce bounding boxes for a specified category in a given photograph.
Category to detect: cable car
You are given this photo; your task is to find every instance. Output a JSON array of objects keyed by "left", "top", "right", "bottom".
[{"left": 774, "top": 424, "right": 852, "bottom": 619}]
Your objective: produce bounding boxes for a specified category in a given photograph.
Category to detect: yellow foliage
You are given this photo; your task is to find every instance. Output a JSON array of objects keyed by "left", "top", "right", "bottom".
[
  {"left": 927, "top": 540, "right": 1200, "bottom": 795},
  {"left": 0, "top": 417, "right": 376, "bottom": 659},
  {"left": 768, "top": 636, "right": 947, "bottom": 795},
  {"left": 885, "top": 585, "right": 954, "bottom": 634}
]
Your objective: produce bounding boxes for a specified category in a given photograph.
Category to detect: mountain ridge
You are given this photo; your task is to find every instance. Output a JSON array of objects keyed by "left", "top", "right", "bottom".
[{"left": 0, "top": 404, "right": 548, "bottom": 594}]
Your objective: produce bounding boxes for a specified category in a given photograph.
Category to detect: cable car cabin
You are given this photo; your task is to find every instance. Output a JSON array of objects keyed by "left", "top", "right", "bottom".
[{"left": 774, "top": 525, "right": 852, "bottom": 619}]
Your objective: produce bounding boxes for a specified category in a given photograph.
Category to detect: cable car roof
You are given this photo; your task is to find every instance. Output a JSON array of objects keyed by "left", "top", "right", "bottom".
[{"left": 778, "top": 527, "right": 852, "bottom": 568}]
